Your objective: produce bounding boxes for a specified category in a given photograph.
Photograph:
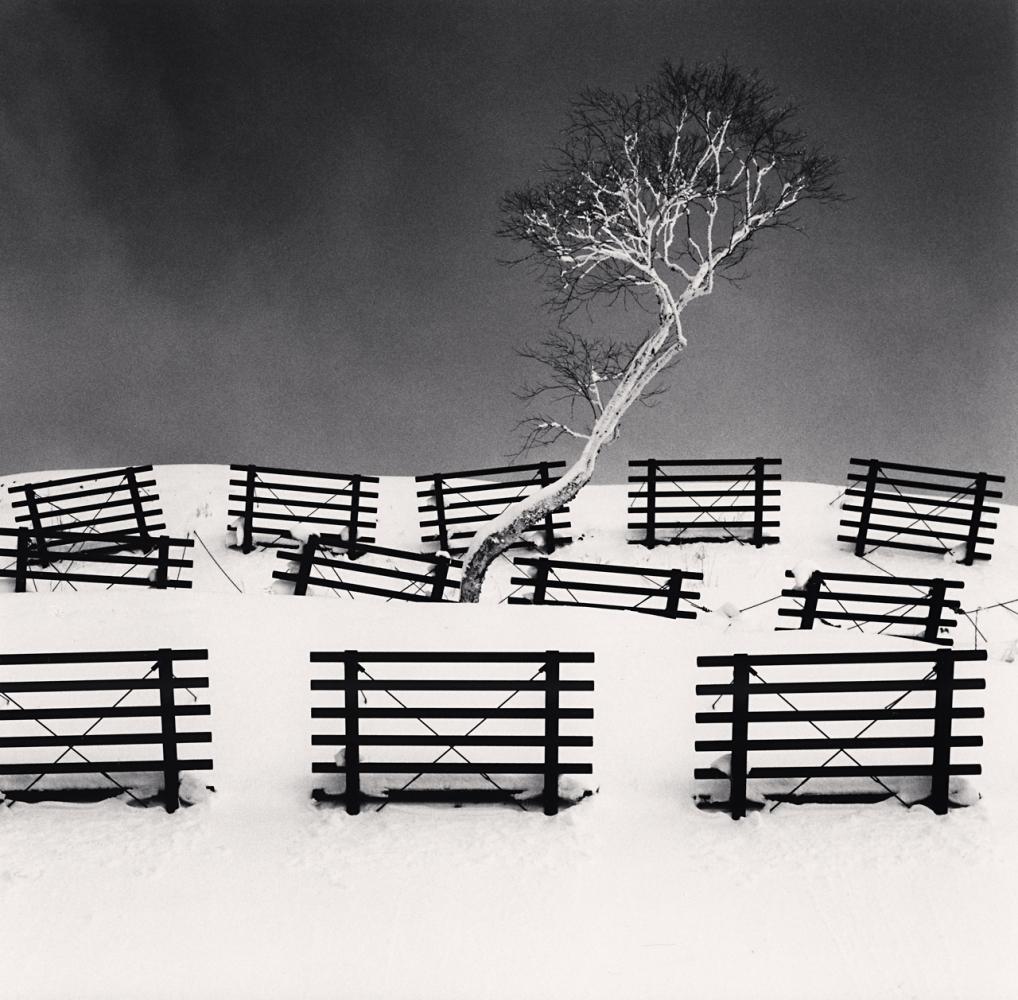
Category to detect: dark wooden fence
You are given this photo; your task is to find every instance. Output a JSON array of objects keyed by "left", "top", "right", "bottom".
[
  {"left": 274, "top": 537, "right": 460, "bottom": 601},
  {"left": 778, "top": 570, "right": 964, "bottom": 646},
  {"left": 415, "top": 461, "right": 572, "bottom": 555},
  {"left": 310, "top": 649, "right": 594, "bottom": 815},
  {"left": 0, "top": 647, "right": 212, "bottom": 812},
  {"left": 509, "top": 556, "right": 703, "bottom": 620},
  {"left": 0, "top": 527, "right": 193, "bottom": 592},
  {"left": 695, "top": 647, "right": 986, "bottom": 819},
  {"left": 7, "top": 466, "right": 164, "bottom": 564},
  {"left": 628, "top": 458, "right": 781, "bottom": 548},
  {"left": 228, "top": 464, "right": 379, "bottom": 557},
  {"left": 839, "top": 458, "right": 1005, "bottom": 565}
]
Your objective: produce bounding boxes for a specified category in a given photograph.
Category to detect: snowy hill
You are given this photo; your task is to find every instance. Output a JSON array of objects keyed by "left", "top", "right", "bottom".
[{"left": 0, "top": 464, "right": 1016, "bottom": 999}]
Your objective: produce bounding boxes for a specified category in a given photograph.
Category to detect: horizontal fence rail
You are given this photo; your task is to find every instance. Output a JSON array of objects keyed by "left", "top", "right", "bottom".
[
  {"left": 7, "top": 466, "right": 164, "bottom": 565},
  {"left": 415, "top": 461, "right": 572, "bottom": 556},
  {"left": 839, "top": 458, "right": 1005, "bottom": 565},
  {"left": 310, "top": 650, "right": 594, "bottom": 815},
  {"left": 628, "top": 458, "right": 781, "bottom": 548},
  {"left": 227, "top": 463, "right": 379, "bottom": 558},
  {"left": 274, "top": 537, "right": 461, "bottom": 601},
  {"left": 695, "top": 647, "right": 986, "bottom": 819},
  {"left": 778, "top": 569, "right": 964, "bottom": 646},
  {"left": 0, "top": 528, "right": 194, "bottom": 592},
  {"left": 509, "top": 556, "right": 703, "bottom": 620},
  {"left": 0, "top": 647, "right": 212, "bottom": 812}
]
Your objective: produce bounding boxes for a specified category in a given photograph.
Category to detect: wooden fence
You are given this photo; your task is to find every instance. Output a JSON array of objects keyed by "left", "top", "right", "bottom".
[
  {"left": 778, "top": 570, "right": 964, "bottom": 646},
  {"left": 415, "top": 461, "right": 572, "bottom": 555},
  {"left": 0, "top": 527, "right": 193, "bottom": 592},
  {"left": 628, "top": 458, "right": 781, "bottom": 548},
  {"left": 695, "top": 647, "right": 986, "bottom": 819},
  {"left": 509, "top": 556, "right": 703, "bottom": 620},
  {"left": 309, "top": 650, "right": 594, "bottom": 815},
  {"left": 7, "top": 465, "right": 164, "bottom": 564},
  {"left": 227, "top": 464, "right": 379, "bottom": 557},
  {"left": 274, "top": 537, "right": 460, "bottom": 601},
  {"left": 0, "top": 647, "right": 212, "bottom": 812},
  {"left": 839, "top": 458, "right": 1005, "bottom": 565}
]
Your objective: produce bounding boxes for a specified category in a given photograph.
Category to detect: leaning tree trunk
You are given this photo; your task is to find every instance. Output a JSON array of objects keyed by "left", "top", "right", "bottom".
[{"left": 458, "top": 315, "right": 681, "bottom": 602}]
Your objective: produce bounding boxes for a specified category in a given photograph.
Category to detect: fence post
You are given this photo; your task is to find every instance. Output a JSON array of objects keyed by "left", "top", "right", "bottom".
[
  {"left": 962, "top": 473, "right": 989, "bottom": 567},
  {"left": 347, "top": 475, "right": 362, "bottom": 560},
  {"left": 156, "top": 648, "right": 180, "bottom": 814},
  {"left": 531, "top": 559, "right": 551, "bottom": 605},
  {"left": 539, "top": 463, "right": 556, "bottom": 554},
  {"left": 429, "top": 553, "right": 450, "bottom": 601},
  {"left": 23, "top": 487, "right": 51, "bottom": 567},
  {"left": 241, "top": 465, "right": 257, "bottom": 553},
  {"left": 929, "top": 648, "right": 955, "bottom": 815},
  {"left": 543, "top": 651, "right": 561, "bottom": 816},
  {"left": 153, "top": 536, "right": 170, "bottom": 590},
  {"left": 664, "top": 570, "right": 685, "bottom": 617},
  {"left": 292, "top": 535, "right": 320, "bottom": 596},
  {"left": 644, "top": 460, "right": 658, "bottom": 548},
  {"left": 924, "top": 578, "right": 947, "bottom": 644},
  {"left": 432, "top": 476, "right": 450, "bottom": 554},
  {"left": 125, "top": 468, "right": 152, "bottom": 549},
  {"left": 751, "top": 458, "right": 766, "bottom": 548},
  {"left": 343, "top": 651, "right": 361, "bottom": 815},
  {"left": 854, "top": 460, "right": 879, "bottom": 558},
  {"left": 799, "top": 571, "right": 823, "bottom": 630},
  {"left": 13, "top": 527, "right": 31, "bottom": 593},
  {"left": 729, "top": 654, "right": 751, "bottom": 820}
]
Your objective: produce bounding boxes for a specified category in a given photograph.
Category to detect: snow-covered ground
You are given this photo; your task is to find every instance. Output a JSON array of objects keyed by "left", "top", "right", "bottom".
[{"left": 0, "top": 465, "right": 1016, "bottom": 999}]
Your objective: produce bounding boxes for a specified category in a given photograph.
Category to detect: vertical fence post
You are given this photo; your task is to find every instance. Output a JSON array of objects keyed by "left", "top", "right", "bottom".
[
  {"left": 23, "top": 487, "right": 51, "bottom": 567},
  {"left": 153, "top": 536, "right": 170, "bottom": 589},
  {"left": 292, "top": 535, "right": 320, "bottom": 596},
  {"left": 429, "top": 553, "right": 450, "bottom": 602},
  {"left": 664, "top": 570, "right": 685, "bottom": 618},
  {"left": 125, "top": 467, "right": 152, "bottom": 547},
  {"left": 531, "top": 559, "right": 551, "bottom": 605},
  {"left": 539, "top": 463, "right": 556, "bottom": 554},
  {"left": 929, "top": 648, "right": 955, "bottom": 815},
  {"left": 14, "top": 527, "right": 31, "bottom": 593},
  {"left": 432, "top": 476, "right": 450, "bottom": 554},
  {"left": 343, "top": 651, "right": 361, "bottom": 816},
  {"left": 729, "top": 654, "right": 751, "bottom": 820},
  {"left": 799, "top": 572, "right": 823, "bottom": 630},
  {"left": 347, "top": 475, "right": 362, "bottom": 560},
  {"left": 854, "top": 460, "right": 879, "bottom": 558},
  {"left": 241, "top": 465, "right": 257, "bottom": 553},
  {"left": 543, "top": 651, "right": 561, "bottom": 816},
  {"left": 962, "top": 473, "right": 989, "bottom": 567},
  {"left": 644, "top": 460, "right": 658, "bottom": 548},
  {"left": 751, "top": 458, "right": 766, "bottom": 548},
  {"left": 924, "top": 578, "right": 947, "bottom": 644},
  {"left": 156, "top": 648, "right": 180, "bottom": 814}
]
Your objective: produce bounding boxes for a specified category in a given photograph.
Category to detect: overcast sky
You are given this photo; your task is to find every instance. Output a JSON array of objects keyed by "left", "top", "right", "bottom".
[{"left": 0, "top": 0, "right": 1014, "bottom": 486}]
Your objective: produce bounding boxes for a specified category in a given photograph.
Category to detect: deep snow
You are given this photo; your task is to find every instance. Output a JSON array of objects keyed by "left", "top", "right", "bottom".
[{"left": 0, "top": 464, "right": 1016, "bottom": 1000}]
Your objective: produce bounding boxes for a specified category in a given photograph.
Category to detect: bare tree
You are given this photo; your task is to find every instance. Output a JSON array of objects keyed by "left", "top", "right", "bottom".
[{"left": 459, "top": 60, "right": 840, "bottom": 602}]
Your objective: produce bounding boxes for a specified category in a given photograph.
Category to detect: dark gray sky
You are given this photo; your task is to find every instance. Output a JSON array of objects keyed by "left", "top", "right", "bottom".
[{"left": 0, "top": 0, "right": 1015, "bottom": 485}]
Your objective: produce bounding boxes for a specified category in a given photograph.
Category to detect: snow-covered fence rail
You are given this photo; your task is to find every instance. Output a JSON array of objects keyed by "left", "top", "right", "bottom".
[
  {"left": 309, "top": 650, "right": 594, "bottom": 815},
  {"left": 509, "top": 556, "right": 703, "bottom": 620},
  {"left": 6, "top": 465, "right": 164, "bottom": 564},
  {"left": 778, "top": 570, "right": 964, "bottom": 646},
  {"left": 415, "top": 461, "right": 572, "bottom": 555},
  {"left": 274, "top": 538, "right": 460, "bottom": 601},
  {"left": 628, "top": 458, "right": 781, "bottom": 548},
  {"left": 695, "top": 647, "right": 986, "bottom": 819},
  {"left": 0, "top": 527, "right": 194, "bottom": 592},
  {"left": 227, "top": 463, "right": 378, "bottom": 557},
  {"left": 839, "top": 458, "right": 1005, "bottom": 565},
  {"left": 0, "top": 647, "right": 212, "bottom": 813}
]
